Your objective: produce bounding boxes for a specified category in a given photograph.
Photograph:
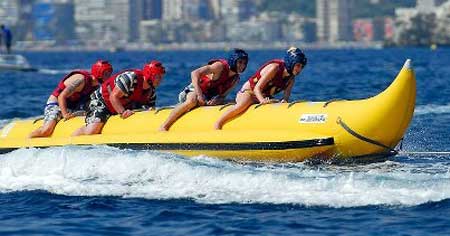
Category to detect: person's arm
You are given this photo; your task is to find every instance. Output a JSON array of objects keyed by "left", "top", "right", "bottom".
[
  {"left": 191, "top": 62, "right": 223, "bottom": 105},
  {"left": 281, "top": 79, "right": 295, "bottom": 103},
  {"left": 110, "top": 86, "right": 134, "bottom": 119},
  {"left": 143, "top": 93, "right": 157, "bottom": 110},
  {"left": 58, "top": 74, "right": 85, "bottom": 120},
  {"left": 254, "top": 63, "right": 279, "bottom": 104},
  {"left": 206, "top": 95, "right": 224, "bottom": 106},
  {"left": 110, "top": 72, "right": 138, "bottom": 118},
  {"left": 207, "top": 76, "right": 240, "bottom": 105}
]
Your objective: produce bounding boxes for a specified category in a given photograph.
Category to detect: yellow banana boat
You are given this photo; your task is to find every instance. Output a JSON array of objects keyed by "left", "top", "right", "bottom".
[{"left": 0, "top": 59, "right": 416, "bottom": 162}]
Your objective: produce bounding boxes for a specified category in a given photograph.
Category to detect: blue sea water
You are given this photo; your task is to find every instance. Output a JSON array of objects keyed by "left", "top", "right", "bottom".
[{"left": 0, "top": 48, "right": 450, "bottom": 235}]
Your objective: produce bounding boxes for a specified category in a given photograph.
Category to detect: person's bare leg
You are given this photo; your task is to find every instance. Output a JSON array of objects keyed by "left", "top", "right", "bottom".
[
  {"left": 72, "top": 122, "right": 105, "bottom": 136},
  {"left": 29, "top": 120, "right": 57, "bottom": 138},
  {"left": 214, "top": 93, "right": 254, "bottom": 130},
  {"left": 159, "top": 92, "right": 198, "bottom": 131}
]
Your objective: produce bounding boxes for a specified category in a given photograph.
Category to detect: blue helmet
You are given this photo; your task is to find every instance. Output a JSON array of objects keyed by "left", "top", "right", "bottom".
[
  {"left": 284, "top": 47, "right": 307, "bottom": 75},
  {"left": 228, "top": 48, "right": 249, "bottom": 73}
]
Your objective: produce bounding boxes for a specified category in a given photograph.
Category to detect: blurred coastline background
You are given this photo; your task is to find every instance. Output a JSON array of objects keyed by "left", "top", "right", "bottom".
[
  {"left": 1, "top": 2, "right": 450, "bottom": 235},
  {"left": 0, "top": 0, "right": 449, "bottom": 52}
]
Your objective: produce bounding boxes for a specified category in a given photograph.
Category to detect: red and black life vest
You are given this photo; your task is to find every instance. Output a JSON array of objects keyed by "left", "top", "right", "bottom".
[
  {"left": 248, "top": 59, "right": 292, "bottom": 96},
  {"left": 101, "top": 69, "right": 154, "bottom": 114},
  {"left": 199, "top": 59, "right": 239, "bottom": 98},
  {"left": 51, "top": 70, "right": 96, "bottom": 109}
]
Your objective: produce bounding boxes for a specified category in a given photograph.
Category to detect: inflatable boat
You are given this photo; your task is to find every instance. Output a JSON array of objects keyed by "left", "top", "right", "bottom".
[{"left": 0, "top": 59, "right": 416, "bottom": 162}]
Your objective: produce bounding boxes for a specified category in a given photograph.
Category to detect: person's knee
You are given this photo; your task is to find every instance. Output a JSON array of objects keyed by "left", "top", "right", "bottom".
[
  {"left": 86, "top": 123, "right": 103, "bottom": 135},
  {"left": 186, "top": 92, "right": 197, "bottom": 102},
  {"left": 234, "top": 99, "right": 251, "bottom": 111},
  {"left": 40, "top": 127, "right": 53, "bottom": 136},
  {"left": 85, "top": 127, "right": 97, "bottom": 135},
  {"left": 40, "top": 122, "right": 57, "bottom": 136},
  {"left": 185, "top": 94, "right": 198, "bottom": 109}
]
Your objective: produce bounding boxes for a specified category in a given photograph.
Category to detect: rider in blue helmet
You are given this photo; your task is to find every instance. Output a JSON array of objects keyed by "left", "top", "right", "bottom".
[
  {"left": 228, "top": 48, "right": 249, "bottom": 73},
  {"left": 215, "top": 47, "right": 307, "bottom": 130},
  {"left": 284, "top": 47, "right": 307, "bottom": 75},
  {"left": 160, "top": 48, "right": 249, "bottom": 131}
]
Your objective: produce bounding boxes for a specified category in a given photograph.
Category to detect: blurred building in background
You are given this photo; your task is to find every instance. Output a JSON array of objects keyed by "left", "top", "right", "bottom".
[
  {"left": 74, "top": 0, "right": 132, "bottom": 46},
  {"left": 0, "top": 0, "right": 19, "bottom": 26},
  {"left": 353, "top": 19, "right": 373, "bottom": 42},
  {"left": 316, "top": 0, "right": 354, "bottom": 43},
  {"left": 141, "top": 0, "right": 162, "bottom": 19},
  {"left": 0, "top": 0, "right": 448, "bottom": 49},
  {"left": 32, "top": 0, "right": 75, "bottom": 43},
  {"left": 352, "top": 16, "right": 395, "bottom": 42},
  {"left": 16, "top": 0, "right": 33, "bottom": 42},
  {"left": 394, "top": 0, "right": 450, "bottom": 45}
]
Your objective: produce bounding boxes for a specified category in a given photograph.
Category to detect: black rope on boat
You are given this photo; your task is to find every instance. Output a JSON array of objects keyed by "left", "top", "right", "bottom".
[
  {"left": 336, "top": 116, "right": 398, "bottom": 155},
  {"left": 254, "top": 99, "right": 279, "bottom": 109},
  {"left": 219, "top": 103, "right": 236, "bottom": 111},
  {"left": 33, "top": 116, "right": 44, "bottom": 124},
  {"left": 33, "top": 111, "right": 86, "bottom": 124},
  {"left": 154, "top": 106, "right": 174, "bottom": 114},
  {"left": 323, "top": 99, "right": 346, "bottom": 108},
  {"left": 287, "top": 100, "right": 306, "bottom": 108},
  {"left": 71, "top": 111, "right": 86, "bottom": 117}
]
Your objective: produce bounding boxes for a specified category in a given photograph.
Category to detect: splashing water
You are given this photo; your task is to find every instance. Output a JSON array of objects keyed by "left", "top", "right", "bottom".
[
  {"left": 415, "top": 103, "right": 450, "bottom": 116},
  {"left": 1, "top": 146, "right": 449, "bottom": 208}
]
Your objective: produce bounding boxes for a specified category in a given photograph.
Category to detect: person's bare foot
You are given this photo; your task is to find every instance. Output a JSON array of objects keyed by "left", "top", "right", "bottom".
[{"left": 214, "top": 123, "right": 223, "bottom": 130}]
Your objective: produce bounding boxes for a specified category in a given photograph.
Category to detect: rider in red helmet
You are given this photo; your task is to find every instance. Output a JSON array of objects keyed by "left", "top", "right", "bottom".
[
  {"left": 91, "top": 60, "right": 113, "bottom": 83},
  {"left": 73, "top": 60, "right": 165, "bottom": 136},
  {"left": 29, "top": 60, "right": 113, "bottom": 138}
]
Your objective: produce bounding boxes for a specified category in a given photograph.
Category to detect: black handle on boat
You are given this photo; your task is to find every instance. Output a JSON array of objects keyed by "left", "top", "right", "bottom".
[
  {"left": 131, "top": 108, "right": 150, "bottom": 113},
  {"left": 323, "top": 99, "right": 346, "bottom": 108},
  {"left": 72, "top": 111, "right": 86, "bottom": 116},
  {"left": 33, "top": 116, "right": 44, "bottom": 124},
  {"left": 254, "top": 99, "right": 280, "bottom": 109},
  {"left": 33, "top": 110, "right": 86, "bottom": 124},
  {"left": 288, "top": 100, "right": 306, "bottom": 108},
  {"left": 219, "top": 103, "right": 236, "bottom": 111},
  {"left": 62, "top": 111, "right": 87, "bottom": 122},
  {"left": 154, "top": 106, "right": 174, "bottom": 114}
]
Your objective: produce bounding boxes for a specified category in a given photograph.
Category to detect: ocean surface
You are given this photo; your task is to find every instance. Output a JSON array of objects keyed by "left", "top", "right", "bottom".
[{"left": 0, "top": 48, "right": 450, "bottom": 235}]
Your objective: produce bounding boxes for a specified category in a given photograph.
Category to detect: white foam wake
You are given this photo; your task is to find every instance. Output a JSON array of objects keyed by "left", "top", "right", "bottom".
[
  {"left": 37, "top": 68, "right": 72, "bottom": 75},
  {"left": 415, "top": 103, "right": 450, "bottom": 115},
  {"left": 0, "top": 146, "right": 449, "bottom": 208},
  {"left": 0, "top": 119, "right": 11, "bottom": 129}
]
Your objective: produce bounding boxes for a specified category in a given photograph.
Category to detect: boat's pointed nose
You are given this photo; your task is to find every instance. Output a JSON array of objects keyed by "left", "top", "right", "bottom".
[{"left": 403, "top": 59, "right": 412, "bottom": 70}]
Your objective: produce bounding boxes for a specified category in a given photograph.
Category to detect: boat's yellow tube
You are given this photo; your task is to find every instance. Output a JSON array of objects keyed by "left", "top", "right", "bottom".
[{"left": 0, "top": 59, "right": 416, "bottom": 162}]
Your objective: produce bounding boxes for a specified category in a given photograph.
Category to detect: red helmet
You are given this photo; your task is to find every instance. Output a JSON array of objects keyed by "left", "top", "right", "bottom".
[
  {"left": 143, "top": 60, "right": 165, "bottom": 82},
  {"left": 91, "top": 60, "right": 113, "bottom": 81}
]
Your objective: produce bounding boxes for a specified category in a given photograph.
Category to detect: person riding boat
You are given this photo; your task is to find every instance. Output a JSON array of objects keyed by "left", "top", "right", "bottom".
[
  {"left": 29, "top": 60, "right": 113, "bottom": 138},
  {"left": 73, "top": 60, "right": 165, "bottom": 136},
  {"left": 159, "top": 48, "right": 248, "bottom": 131},
  {"left": 214, "top": 47, "right": 307, "bottom": 130}
]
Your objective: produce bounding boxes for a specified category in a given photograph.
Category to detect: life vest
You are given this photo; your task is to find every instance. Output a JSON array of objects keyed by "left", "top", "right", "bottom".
[
  {"left": 51, "top": 70, "right": 96, "bottom": 109},
  {"left": 248, "top": 59, "right": 293, "bottom": 96},
  {"left": 199, "top": 59, "right": 239, "bottom": 98},
  {"left": 101, "top": 69, "right": 155, "bottom": 114}
]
